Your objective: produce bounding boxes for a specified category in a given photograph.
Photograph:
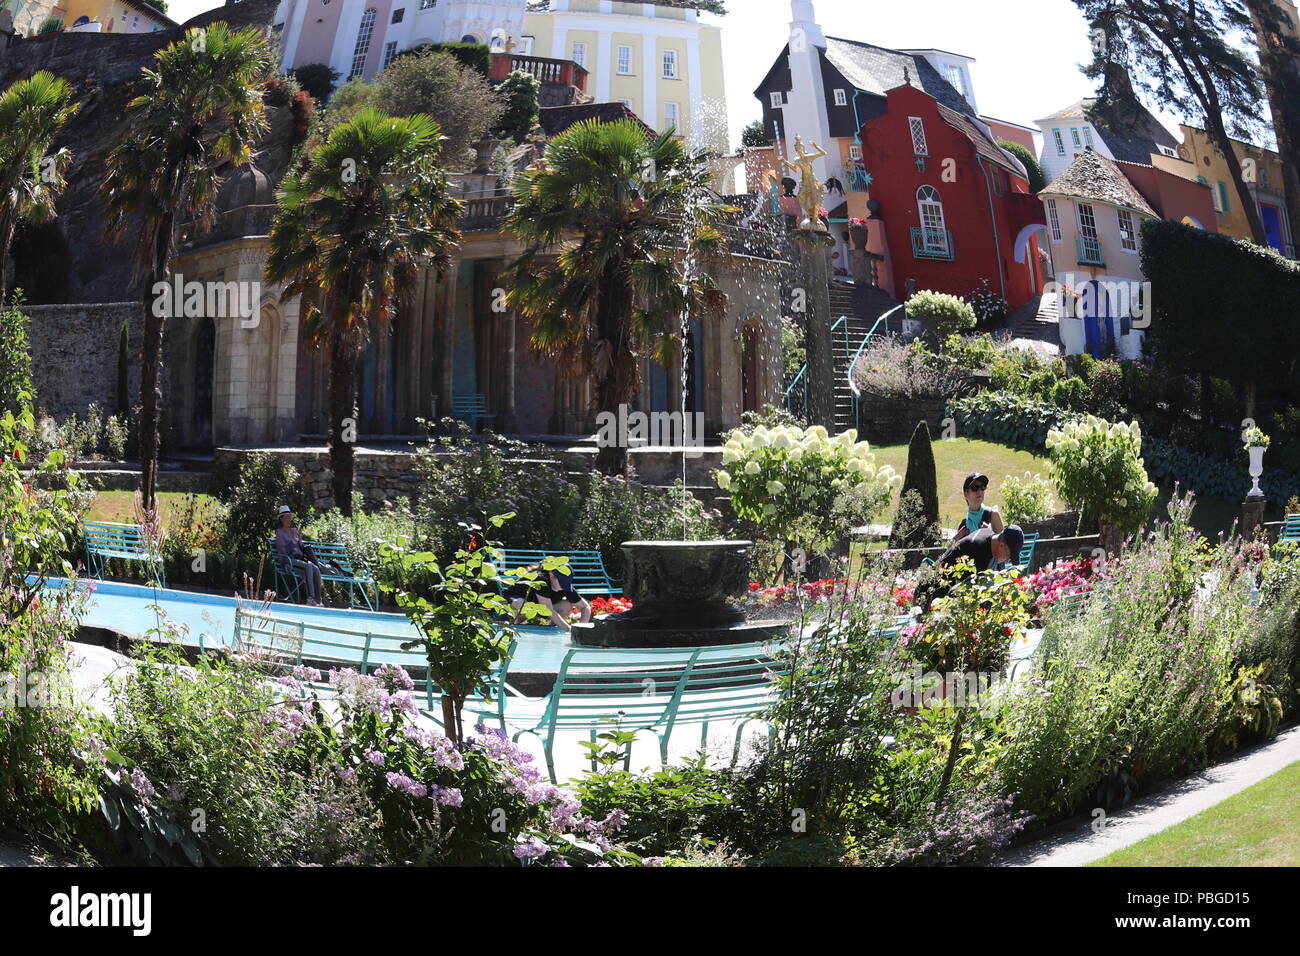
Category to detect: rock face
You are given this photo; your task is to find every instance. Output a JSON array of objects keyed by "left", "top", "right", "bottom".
[
  {"left": 26, "top": 302, "right": 141, "bottom": 420},
  {"left": 0, "top": 0, "right": 282, "bottom": 305}
]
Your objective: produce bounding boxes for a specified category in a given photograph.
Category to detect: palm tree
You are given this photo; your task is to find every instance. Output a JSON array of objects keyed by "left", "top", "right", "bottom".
[
  {"left": 265, "top": 108, "right": 462, "bottom": 515},
  {"left": 101, "top": 23, "right": 273, "bottom": 511},
  {"left": 0, "top": 70, "right": 78, "bottom": 305},
  {"left": 503, "top": 118, "right": 729, "bottom": 476}
]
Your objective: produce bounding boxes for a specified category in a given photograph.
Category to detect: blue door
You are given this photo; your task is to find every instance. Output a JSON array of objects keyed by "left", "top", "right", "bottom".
[
  {"left": 1080, "top": 280, "right": 1114, "bottom": 357},
  {"left": 1261, "top": 203, "right": 1285, "bottom": 256}
]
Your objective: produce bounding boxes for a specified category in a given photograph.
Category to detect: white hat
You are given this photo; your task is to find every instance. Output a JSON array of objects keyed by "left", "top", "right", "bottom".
[{"left": 277, "top": 505, "right": 293, "bottom": 516}]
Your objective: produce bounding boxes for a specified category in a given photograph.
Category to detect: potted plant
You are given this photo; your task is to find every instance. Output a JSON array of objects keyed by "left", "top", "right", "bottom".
[
  {"left": 1244, "top": 426, "right": 1270, "bottom": 498},
  {"left": 848, "top": 217, "right": 869, "bottom": 249}
]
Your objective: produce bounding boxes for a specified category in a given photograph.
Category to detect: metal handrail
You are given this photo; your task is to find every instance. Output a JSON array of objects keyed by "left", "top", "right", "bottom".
[
  {"left": 847, "top": 305, "right": 907, "bottom": 432},
  {"left": 783, "top": 316, "right": 848, "bottom": 416}
]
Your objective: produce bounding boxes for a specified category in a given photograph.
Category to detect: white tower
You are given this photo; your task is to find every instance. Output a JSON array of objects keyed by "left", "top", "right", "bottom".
[
  {"left": 441, "top": 0, "right": 527, "bottom": 50},
  {"left": 784, "top": 0, "right": 834, "bottom": 185}
]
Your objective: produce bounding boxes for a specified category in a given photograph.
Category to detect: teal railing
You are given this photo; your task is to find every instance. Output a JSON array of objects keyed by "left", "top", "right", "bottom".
[
  {"left": 783, "top": 316, "right": 850, "bottom": 418},
  {"left": 1076, "top": 235, "right": 1104, "bottom": 266},
  {"left": 847, "top": 304, "right": 907, "bottom": 432}
]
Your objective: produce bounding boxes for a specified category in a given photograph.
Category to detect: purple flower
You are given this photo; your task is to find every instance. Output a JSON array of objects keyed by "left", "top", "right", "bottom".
[
  {"left": 129, "top": 767, "right": 156, "bottom": 801},
  {"left": 364, "top": 749, "right": 386, "bottom": 766},
  {"left": 385, "top": 772, "right": 428, "bottom": 798},
  {"left": 512, "top": 837, "right": 549, "bottom": 860}
]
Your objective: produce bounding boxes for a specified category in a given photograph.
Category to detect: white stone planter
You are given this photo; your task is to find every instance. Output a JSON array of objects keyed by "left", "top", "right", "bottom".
[{"left": 1248, "top": 445, "right": 1266, "bottom": 498}]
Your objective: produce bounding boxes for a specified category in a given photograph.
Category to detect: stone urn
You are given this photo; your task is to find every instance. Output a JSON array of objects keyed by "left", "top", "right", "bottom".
[
  {"left": 570, "top": 540, "right": 788, "bottom": 648},
  {"left": 1248, "top": 444, "right": 1266, "bottom": 498}
]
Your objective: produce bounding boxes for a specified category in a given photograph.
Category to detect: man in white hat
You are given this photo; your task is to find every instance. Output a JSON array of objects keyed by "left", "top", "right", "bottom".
[{"left": 275, "top": 505, "right": 324, "bottom": 606}]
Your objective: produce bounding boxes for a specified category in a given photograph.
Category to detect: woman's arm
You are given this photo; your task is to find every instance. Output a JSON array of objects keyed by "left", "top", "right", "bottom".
[{"left": 988, "top": 508, "right": 1004, "bottom": 534}]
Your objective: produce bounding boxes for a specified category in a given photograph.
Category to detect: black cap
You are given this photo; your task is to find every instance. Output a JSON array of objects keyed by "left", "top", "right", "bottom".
[
  {"left": 1000, "top": 524, "right": 1024, "bottom": 558},
  {"left": 963, "top": 473, "right": 989, "bottom": 492}
]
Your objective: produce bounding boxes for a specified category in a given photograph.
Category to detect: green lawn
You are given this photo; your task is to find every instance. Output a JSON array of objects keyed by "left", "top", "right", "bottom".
[
  {"left": 867, "top": 437, "right": 1242, "bottom": 539},
  {"left": 84, "top": 490, "right": 221, "bottom": 524},
  {"left": 1089, "top": 761, "right": 1300, "bottom": 867},
  {"left": 870, "top": 437, "right": 1053, "bottom": 530}
]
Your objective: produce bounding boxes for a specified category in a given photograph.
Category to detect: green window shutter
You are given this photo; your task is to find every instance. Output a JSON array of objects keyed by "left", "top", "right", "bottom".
[{"left": 1218, "top": 182, "right": 1230, "bottom": 212}]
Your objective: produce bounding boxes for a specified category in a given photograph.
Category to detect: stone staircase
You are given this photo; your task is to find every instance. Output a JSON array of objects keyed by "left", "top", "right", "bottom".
[
  {"left": 827, "top": 281, "right": 904, "bottom": 432},
  {"left": 1003, "top": 292, "right": 1062, "bottom": 352}
]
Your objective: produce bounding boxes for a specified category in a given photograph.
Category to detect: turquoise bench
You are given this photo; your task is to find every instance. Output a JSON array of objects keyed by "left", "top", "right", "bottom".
[
  {"left": 222, "top": 607, "right": 520, "bottom": 730},
  {"left": 1277, "top": 514, "right": 1300, "bottom": 544},
  {"left": 504, "top": 641, "right": 786, "bottom": 782},
  {"left": 83, "top": 521, "right": 166, "bottom": 587},
  {"left": 494, "top": 549, "right": 622, "bottom": 597},
  {"left": 452, "top": 393, "right": 496, "bottom": 432},
  {"left": 267, "top": 538, "right": 377, "bottom": 610}
]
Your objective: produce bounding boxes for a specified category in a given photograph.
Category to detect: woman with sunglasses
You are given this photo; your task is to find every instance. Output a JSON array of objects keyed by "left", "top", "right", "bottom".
[{"left": 953, "top": 472, "right": 1003, "bottom": 542}]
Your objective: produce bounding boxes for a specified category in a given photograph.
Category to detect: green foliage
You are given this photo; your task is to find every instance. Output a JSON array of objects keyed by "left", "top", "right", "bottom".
[
  {"left": 739, "top": 118, "right": 770, "bottom": 150},
  {"left": 383, "top": 515, "right": 551, "bottom": 741},
  {"left": 364, "top": 48, "right": 504, "bottom": 161},
  {"left": 494, "top": 69, "right": 540, "bottom": 143},
  {"left": 397, "top": 41, "right": 492, "bottom": 76},
  {"left": 572, "top": 748, "right": 734, "bottom": 858},
  {"left": 1142, "top": 218, "right": 1300, "bottom": 397},
  {"left": 947, "top": 392, "right": 1074, "bottom": 451},
  {"left": 854, "top": 336, "right": 974, "bottom": 401},
  {"left": 717, "top": 423, "right": 898, "bottom": 572},
  {"left": 504, "top": 118, "right": 731, "bottom": 473},
  {"left": 781, "top": 316, "right": 806, "bottom": 379},
  {"left": 36, "top": 16, "right": 64, "bottom": 34},
  {"left": 905, "top": 289, "right": 976, "bottom": 340},
  {"left": 998, "top": 471, "right": 1055, "bottom": 525},
  {"left": 941, "top": 333, "right": 998, "bottom": 373},
  {"left": 116, "top": 318, "right": 130, "bottom": 418},
  {"left": 997, "top": 494, "right": 1252, "bottom": 818},
  {"left": 908, "top": 562, "right": 1032, "bottom": 673},
  {"left": 219, "top": 451, "right": 313, "bottom": 560},
  {"left": 291, "top": 63, "right": 341, "bottom": 102},
  {"left": 1046, "top": 416, "right": 1157, "bottom": 535},
  {"left": 0, "top": 297, "right": 33, "bottom": 415},
  {"left": 997, "top": 139, "right": 1045, "bottom": 193},
  {"left": 890, "top": 421, "right": 941, "bottom": 548}
]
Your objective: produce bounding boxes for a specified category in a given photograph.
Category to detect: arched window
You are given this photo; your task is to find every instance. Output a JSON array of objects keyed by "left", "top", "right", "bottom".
[
  {"left": 74, "top": 15, "right": 89, "bottom": 24},
  {"left": 348, "top": 8, "right": 377, "bottom": 81},
  {"left": 461, "top": 33, "right": 479, "bottom": 43},
  {"left": 916, "top": 185, "right": 948, "bottom": 254}
]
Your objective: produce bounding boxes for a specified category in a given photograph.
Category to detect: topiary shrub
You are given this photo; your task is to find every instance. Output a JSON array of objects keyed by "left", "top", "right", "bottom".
[{"left": 890, "top": 421, "right": 941, "bottom": 548}]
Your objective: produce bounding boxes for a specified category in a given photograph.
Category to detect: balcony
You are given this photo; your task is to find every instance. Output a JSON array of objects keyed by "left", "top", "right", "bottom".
[
  {"left": 489, "top": 53, "right": 589, "bottom": 94},
  {"left": 836, "top": 165, "right": 873, "bottom": 193},
  {"left": 911, "top": 226, "right": 954, "bottom": 261},
  {"left": 1076, "top": 236, "right": 1104, "bottom": 266},
  {"left": 460, "top": 194, "right": 515, "bottom": 232}
]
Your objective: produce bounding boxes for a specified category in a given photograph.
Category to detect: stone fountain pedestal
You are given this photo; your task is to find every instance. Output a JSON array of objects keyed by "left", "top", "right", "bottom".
[{"left": 570, "top": 540, "right": 789, "bottom": 648}]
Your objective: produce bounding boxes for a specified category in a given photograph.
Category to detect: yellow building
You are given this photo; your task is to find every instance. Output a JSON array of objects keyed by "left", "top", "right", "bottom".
[
  {"left": 59, "top": 0, "right": 172, "bottom": 33},
  {"left": 1152, "top": 124, "right": 1294, "bottom": 257},
  {"left": 523, "top": 0, "right": 728, "bottom": 152}
]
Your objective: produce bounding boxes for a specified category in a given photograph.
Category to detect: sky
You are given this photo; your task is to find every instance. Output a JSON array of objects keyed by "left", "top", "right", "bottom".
[{"left": 165, "top": 0, "right": 1199, "bottom": 152}]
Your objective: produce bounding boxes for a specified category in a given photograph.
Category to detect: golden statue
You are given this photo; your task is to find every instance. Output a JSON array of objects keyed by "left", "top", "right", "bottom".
[{"left": 781, "top": 135, "right": 829, "bottom": 231}]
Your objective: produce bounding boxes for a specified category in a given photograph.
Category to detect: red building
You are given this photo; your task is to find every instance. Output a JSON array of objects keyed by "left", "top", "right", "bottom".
[{"left": 858, "top": 83, "right": 1047, "bottom": 310}]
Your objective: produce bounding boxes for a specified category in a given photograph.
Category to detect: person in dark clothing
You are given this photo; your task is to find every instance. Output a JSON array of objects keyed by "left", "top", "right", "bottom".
[
  {"left": 503, "top": 560, "right": 591, "bottom": 632},
  {"left": 939, "top": 524, "right": 1024, "bottom": 573},
  {"left": 913, "top": 525, "right": 1025, "bottom": 614}
]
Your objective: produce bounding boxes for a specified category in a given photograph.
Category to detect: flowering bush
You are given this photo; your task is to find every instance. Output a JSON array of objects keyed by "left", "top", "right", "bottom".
[
  {"left": 998, "top": 471, "right": 1055, "bottom": 525},
  {"left": 900, "top": 562, "right": 1031, "bottom": 674},
  {"left": 1023, "top": 557, "right": 1096, "bottom": 617},
  {"left": 583, "top": 596, "right": 632, "bottom": 618},
  {"left": 742, "top": 577, "right": 915, "bottom": 612},
  {"left": 905, "top": 289, "right": 976, "bottom": 340},
  {"left": 967, "top": 278, "right": 1009, "bottom": 327},
  {"left": 1045, "top": 416, "right": 1157, "bottom": 544},
  {"left": 1243, "top": 426, "right": 1270, "bottom": 450},
  {"left": 715, "top": 424, "right": 899, "bottom": 573}
]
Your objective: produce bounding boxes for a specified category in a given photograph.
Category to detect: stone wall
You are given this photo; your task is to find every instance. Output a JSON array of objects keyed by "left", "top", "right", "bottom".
[
  {"left": 214, "top": 446, "right": 428, "bottom": 511},
  {"left": 26, "top": 302, "right": 141, "bottom": 420},
  {"left": 855, "top": 393, "right": 948, "bottom": 446}
]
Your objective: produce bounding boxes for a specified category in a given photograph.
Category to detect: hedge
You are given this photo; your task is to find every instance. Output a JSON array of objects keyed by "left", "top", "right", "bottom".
[{"left": 948, "top": 392, "right": 1300, "bottom": 506}]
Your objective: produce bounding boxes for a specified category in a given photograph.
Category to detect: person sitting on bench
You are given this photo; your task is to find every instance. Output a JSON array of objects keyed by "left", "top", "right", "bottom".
[
  {"left": 913, "top": 524, "right": 1025, "bottom": 615},
  {"left": 275, "top": 505, "right": 325, "bottom": 607},
  {"left": 502, "top": 559, "right": 592, "bottom": 632},
  {"left": 953, "top": 472, "right": 1004, "bottom": 542}
]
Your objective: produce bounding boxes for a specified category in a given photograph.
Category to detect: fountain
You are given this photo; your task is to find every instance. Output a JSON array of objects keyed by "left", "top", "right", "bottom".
[
  {"left": 570, "top": 540, "right": 788, "bottom": 647},
  {"left": 570, "top": 132, "right": 793, "bottom": 648}
]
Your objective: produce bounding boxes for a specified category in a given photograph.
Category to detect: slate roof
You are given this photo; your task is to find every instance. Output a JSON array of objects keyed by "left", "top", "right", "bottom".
[
  {"left": 538, "top": 103, "right": 658, "bottom": 138},
  {"left": 1039, "top": 148, "right": 1157, "bottom": 217},
  {"left": 1038, "top": 97, "right": 1178, "bottom": 165},
  {"left": 936, "top": 103, "right": 1028, "bottom": 178},
  {"left": 822, "top": 37, "right": 977, "bottom": 118}
]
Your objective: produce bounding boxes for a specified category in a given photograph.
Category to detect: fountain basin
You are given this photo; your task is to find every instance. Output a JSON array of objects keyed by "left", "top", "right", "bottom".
[{"left": 571, "top": 540, "right": 789, "bottom": 648}]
